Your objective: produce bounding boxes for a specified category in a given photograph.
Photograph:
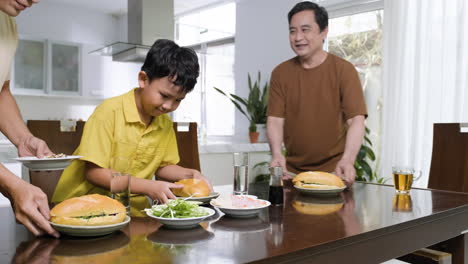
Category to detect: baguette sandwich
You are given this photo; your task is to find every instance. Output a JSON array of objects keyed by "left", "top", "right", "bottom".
[
  {"left": 293, "top": 171, "right": 345, "bottom": 189},
  {"left": 50, "top": 194, "right": 126, "bottom": 226},
  {"left": 171, "top": 178, "right": 210, "bottom": 197}
]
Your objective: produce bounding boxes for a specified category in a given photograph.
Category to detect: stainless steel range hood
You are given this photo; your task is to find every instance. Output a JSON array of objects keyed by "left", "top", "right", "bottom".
[{"left": 90, "top": 0, "right": 174, "bottom": 63}]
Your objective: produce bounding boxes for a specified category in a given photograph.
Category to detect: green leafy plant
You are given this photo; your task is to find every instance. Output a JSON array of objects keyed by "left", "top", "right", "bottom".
[
  {"left": 354, "top": 127, "right": 377, "bottom": 182},
  {"left": 214, "top": 71, "right": 268, "bottom": 132}
]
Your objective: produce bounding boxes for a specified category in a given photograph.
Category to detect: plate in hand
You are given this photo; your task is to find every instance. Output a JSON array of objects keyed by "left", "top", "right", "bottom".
[
  {"left": 15, "top": 155, "right": 81, "bottom": 171},
  {"left": 50, "top": 215, "right": 130, "bottom": 237},
  {"left": 146, "top": 207, "right": 215, "bottom": 229}
]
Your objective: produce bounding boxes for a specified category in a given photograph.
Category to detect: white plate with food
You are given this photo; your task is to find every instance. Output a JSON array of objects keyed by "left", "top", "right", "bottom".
[
  {"left": 51, "top": 215, "right": 130, "bottom": 237},
  {"left": 145, "top": 199, "right": 215, "bottom": 229},
  {"left": 50, "top": 194, "right": 130, "bottom": 237},
  {"left": 172, "top": 179, "right": 219, "bottom": 203},
  {"left": 210, "top": 195, "right": 270, "bottom": 218},
  {"left": 292, "top": 171, "right": 346, "bottom": 196},
  {"left": 15, "top": 155, "right": 81, "bottom": 171},
  {"left": 183, "top": 192, "right": 220, "bottom": 203}
]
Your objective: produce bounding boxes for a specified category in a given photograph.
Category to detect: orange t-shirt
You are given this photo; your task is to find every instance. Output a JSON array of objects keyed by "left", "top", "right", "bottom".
[{"left": 267, "top": 53, "right": 367, "bottom": 173}]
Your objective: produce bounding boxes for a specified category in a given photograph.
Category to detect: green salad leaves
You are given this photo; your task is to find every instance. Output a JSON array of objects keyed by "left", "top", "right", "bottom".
[{"left": 145, "top": 199, "right": 209, "bottom": 219}]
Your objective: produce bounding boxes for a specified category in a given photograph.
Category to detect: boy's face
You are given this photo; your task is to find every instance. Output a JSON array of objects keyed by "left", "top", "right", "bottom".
[{"left": 137, "top": 71, "right": 186, "bottom": 119}]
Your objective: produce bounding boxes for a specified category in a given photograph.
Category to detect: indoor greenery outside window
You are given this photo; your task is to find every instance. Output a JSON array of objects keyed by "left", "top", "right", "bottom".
[{"left": 327, "top": 9, "right": 383, "bottom": 182}]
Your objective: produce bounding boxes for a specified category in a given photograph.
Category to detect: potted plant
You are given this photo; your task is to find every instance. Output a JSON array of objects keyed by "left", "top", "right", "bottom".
[{"left": 214, "top": 71, "right": 269, "bottom": 143}]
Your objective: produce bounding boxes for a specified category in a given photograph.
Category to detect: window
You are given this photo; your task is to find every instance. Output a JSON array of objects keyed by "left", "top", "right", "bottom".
[
  {"left": 173, "top": 2, "right": 236, "bottom": 141},
  {"left": 327, "top": 9, "right": 384, "bottom": 174}
]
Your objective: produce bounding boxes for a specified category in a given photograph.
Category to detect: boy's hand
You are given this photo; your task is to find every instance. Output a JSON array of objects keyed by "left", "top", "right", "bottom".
[
  {"left": 147, "top": 181, "right": 183, "bottom": 204},
  {"left": 191, "top": 169, "right": 213, "bottom": 192}
]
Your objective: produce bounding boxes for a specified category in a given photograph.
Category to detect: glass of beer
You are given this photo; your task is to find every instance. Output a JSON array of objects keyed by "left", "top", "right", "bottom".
[{"left": 392, "top": 166, "right": 420, "bottom": 193}]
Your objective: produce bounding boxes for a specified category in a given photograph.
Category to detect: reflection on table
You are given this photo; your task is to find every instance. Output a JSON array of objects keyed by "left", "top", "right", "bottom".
[{"left": 3, "top": 181, "right": 468, "bottom": 263}]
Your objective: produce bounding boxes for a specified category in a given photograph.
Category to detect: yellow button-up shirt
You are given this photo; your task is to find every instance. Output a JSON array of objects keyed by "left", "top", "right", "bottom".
[{"left": 52, "top": 89, "right": 179, "bottom": 216}]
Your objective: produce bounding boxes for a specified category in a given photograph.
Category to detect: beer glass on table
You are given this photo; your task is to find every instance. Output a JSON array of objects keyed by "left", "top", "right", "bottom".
[{"left": 392, "top": 166, "right": 420, "bottom": 194}]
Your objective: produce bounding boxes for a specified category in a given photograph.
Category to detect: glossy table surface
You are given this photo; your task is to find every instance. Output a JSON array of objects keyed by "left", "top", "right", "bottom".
[{"left": 4, "top": 181, "right": 468, "bottom": 264}]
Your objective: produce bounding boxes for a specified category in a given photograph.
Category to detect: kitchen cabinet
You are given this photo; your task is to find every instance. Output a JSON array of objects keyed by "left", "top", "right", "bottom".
[{"left": 12, "top": 36, "right": 82, "bottom": 96}]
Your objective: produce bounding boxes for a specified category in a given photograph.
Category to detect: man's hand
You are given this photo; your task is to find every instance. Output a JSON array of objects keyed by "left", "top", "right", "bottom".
[
  {"left": 17, "top": 135, "right": 53, "bottom": 158},
  {"left": 9, "top": 180, "right": 59, "bottom": 237},
  {"left": 270, "top": 155, "right": 289, "bottom": 179},
  {"left": 190, "top": 169, "right": 213, "bottom": 192},
  {"left": 335, "top": 158, "right": 356, "bottom": 186},
  {"left": 146, "top": 181, "right": 183, "bottom": 204}
]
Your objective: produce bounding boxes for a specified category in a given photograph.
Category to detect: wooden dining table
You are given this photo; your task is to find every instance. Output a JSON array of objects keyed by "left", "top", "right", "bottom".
[{"left": 3, "top": 180, "right": 468, "bottom": 264}]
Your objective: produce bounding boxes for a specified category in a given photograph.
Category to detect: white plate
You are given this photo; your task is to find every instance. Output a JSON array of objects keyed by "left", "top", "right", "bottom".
[
  {"left": 146, "top": 207, "right": 215, "bottom": 229},
  {"left": 50, "top": 215, "right": 130, "bottom": 237},
  {"left": 294, "top": 185, "right": 346, "bottom": 196},
  {"left": 15, "top": 155, "right": 81, "bottom": 171},
  {"left": 210, "top": 199, "right": 271, "bottom": 218},
  {"left": 180, "top": 192, "right": 220, "bottom": 203}
]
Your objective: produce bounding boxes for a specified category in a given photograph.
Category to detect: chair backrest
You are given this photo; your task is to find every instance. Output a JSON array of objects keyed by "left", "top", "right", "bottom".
[
  {"left": 172, "top": 122, "right": 201, "bottom": 171},
  {"left": 26, "top": 120, "right": 85, "bottom": 202},
  {"left": 428, "top": 123, "right": 468, "bottom": 192}
]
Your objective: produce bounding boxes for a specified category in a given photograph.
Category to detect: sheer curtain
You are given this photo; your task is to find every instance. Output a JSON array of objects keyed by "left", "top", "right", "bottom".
[{"left": 381, "top": 0, "right": 468, "bottom": 187}]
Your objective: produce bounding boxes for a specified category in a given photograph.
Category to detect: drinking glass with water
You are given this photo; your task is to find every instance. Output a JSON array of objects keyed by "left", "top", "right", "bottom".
[
  {"left": 233, "top": 152, "right": 249, "bottom": 195},
  {"left": 110, "top": 156, "right": 131, "bottom": 215}
]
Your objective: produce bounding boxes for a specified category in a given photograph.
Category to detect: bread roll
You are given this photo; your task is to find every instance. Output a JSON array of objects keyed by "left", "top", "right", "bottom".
[
  {"left": 50, "top": 194, "right": 126, "bottom": 226},
  {"left": 293, "top": 171, "right": 345, "bottom": 189},
  {"left": 172, "top": 179, "right": 210, "bottom": 197}
]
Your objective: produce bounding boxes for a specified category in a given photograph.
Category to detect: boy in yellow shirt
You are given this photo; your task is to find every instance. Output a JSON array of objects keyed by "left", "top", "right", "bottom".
[{"left": 52, "top": 39, "right": 211, "bottom": 216}]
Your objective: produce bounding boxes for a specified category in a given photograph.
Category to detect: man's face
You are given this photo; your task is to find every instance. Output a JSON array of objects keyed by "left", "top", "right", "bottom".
[
  {"left": 289, "top": 10, "right": 328, "bottom": 59},
  {"left": 0, "top": 0, "right": 38, "bottom": 17},
  {"left": 138, "top": 73, "right": 186, "bottom": 119}
]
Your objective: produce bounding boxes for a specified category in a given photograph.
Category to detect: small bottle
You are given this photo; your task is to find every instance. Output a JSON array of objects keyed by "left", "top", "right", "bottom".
[{"left": 268, "top": 166, "right": 284, "bottom": 205}]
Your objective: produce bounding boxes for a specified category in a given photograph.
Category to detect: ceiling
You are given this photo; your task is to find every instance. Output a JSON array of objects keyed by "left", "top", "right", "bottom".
[{"left": 44, "top": 0, "right": 226, "bottom": 16}]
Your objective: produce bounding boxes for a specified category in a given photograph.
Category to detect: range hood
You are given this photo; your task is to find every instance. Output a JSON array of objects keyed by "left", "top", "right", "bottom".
[{"left": 90, "top": 0, "right": 174, "bottom": 63}]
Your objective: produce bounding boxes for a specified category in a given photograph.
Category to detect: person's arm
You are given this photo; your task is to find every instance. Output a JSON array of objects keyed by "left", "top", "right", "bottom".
[
  {"left": 267, "top": 116, "right": 288, "bottom": 178},
  {"left": 0, "top": 164, "right": 59, "bottom": 237},
  {"left": 0, "top": 81, "right": 52, "bottom": 157},
  {"left": 335, "top": 115, "right": 366, "bottom": 185},
  {"left": 85, "top": 162, "right": 184, "bottom": 205}
]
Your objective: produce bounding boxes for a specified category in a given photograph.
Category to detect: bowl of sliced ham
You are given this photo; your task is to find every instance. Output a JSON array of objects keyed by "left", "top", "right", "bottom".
[{"left": 210, "top": 195, "right": 270, "bottom": 218}]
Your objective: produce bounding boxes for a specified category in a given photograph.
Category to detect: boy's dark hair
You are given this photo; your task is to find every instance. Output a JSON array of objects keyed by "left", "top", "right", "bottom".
[
  {"left": 288, "top": 1, "right": 328, "bottom": 32},
  {"left": 141, "top": 39, "right": 200, "bottom": 93}
]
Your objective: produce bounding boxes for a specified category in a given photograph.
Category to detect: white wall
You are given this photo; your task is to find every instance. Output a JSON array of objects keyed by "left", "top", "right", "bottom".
[
  {"left": 234, "top": 0, "right": 297, "bottom": 142},
  {"left": 13, "top": 2, "right": 141, "bottom": 122},
  {"left": 200, "top": 151, "right": 271, "bottom": 186}
]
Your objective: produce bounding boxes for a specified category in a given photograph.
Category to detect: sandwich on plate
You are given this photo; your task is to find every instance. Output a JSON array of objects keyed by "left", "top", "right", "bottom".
[
  {"left": 171, "top": 178, "right": 210, "bottom": 197},
  {"left": 50, "top": 194, "right": 126, "bottom": 226},
  {"left": 292, "top": 171, "right": 345, "bottom": 190}
]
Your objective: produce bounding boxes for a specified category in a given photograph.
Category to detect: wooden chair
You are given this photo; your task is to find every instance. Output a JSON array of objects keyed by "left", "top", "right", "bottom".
[
  {"left": 26, "top": 120, "right": 200, "bottom": 201},
  {"left": 26, "top": 120, "right": 85, "bottom": 202},
  {"left": 173, "top": 122, "right": 201, "bottom": 171},
  {"left": 397, "top": 123, "right": 468, "bottom": 264},
  {"left": 428, "top": 123, "right": 468, "bottom": 192}
]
